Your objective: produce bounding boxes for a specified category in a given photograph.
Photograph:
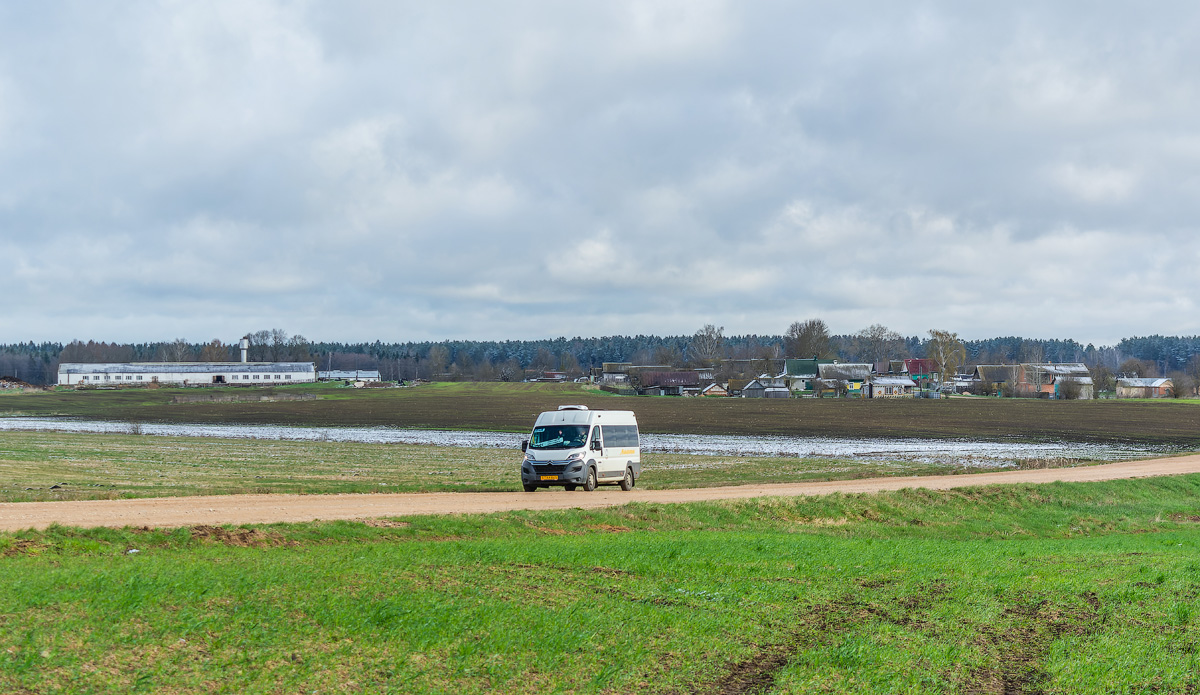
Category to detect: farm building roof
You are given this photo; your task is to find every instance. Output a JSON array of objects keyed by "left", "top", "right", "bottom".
[
  {"left": 973, "top": 365, "right": 1019, "bottom": 383},
  {"left": 870, "top": 375, "right": 916, "bottom": 387},
  {"left": 1024, "top": 363, "right": 1090, "bottom": 377},
  {"left": 904, "top": 358, "right": 939, "bottom": 376},
  {"left": 783, "top": 358, "right": 833, "bottom": 377},
  {"left": 1116, "top": 377, "right": 1171, "bottom": 388},
  {"left": 818, "top": 363, "right": 872, "bottom": 380},
  {"left": 318, "top": 370, "right": 382, "bottom": 380},
  {"left": 59, "top": 362, "right": 315, "bottom": 374},
  {"left": 726, "top": 378, "right": 751, "bottom": 393}
]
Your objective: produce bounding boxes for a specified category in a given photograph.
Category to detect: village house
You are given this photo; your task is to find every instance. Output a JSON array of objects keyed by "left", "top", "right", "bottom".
[
  {"left": 1019, "top": 363, "right": 1094, "bottom": 399},
  {"left": 969, "top": 365, "right": 1020, "bottom": 395},
  {"left": 698, "top": 383, "right": 728, "bottom": 397},
  {"left": 1116, "top": 377, "right": 1173, "bottom": 399},
  {"left": 598, "top": 362, "right": 632, "bottom": 386},
  {"left": 816, "top": 363, "right": 872, "bottom": 397},
  {"left": 903, "top": 358, "right": 940, "bottom": 396},
  {"left": 866, "top": 375, "right": 917, "bottom": 398},
  {"left": 781, "top": 358, "right": 834, "bottom": 395},
  {"left": 741, "top": 377, "right": 790, "bottom": 398},
  {"left": 725, "top": 378, "right": 752, "bottom": 396},
  {"left": 637, "top": 370, "right": 701, "bottom": 396}
]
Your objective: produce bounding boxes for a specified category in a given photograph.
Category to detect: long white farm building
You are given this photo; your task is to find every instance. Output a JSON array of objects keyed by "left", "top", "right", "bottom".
[{"left": 57, "top": 362, "right": 317, "bottom": 386}]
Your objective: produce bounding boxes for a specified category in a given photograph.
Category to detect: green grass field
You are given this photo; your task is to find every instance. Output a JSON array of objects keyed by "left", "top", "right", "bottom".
[
  {"left": 6, "top": 476, "right": 1200, "bottom": 693},
  {"left": 4, "top": 381, "right": 1200, "bottom": 444},
  {"left": 0, "top": 430, "right": 983, "bottom": 504},
  {"left": 5, "top": 384, "right": 1200, "bottom": 692}
]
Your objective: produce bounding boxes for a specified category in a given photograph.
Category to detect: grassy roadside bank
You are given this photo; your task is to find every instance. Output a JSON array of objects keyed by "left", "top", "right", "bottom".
[
  {"left": 5, "top": 381, "right": 1200, "bottom": 444},
  {"left": 0, "top": 430, "right": 999, "bottom": 504},
  {"left": 6, "top": 476, "right": 1200, "bottom": 693}
]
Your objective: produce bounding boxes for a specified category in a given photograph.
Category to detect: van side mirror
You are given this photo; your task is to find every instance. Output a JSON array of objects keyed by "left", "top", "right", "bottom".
[
  {"left": 521, "top": 440, "right": 528, "bottom": 452},
  {"left": 590, "top": 440, "right": 601, "bottom": 451}
]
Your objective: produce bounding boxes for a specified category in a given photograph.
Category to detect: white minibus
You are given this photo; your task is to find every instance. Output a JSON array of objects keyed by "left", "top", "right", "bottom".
[{"left": 520, "top": 406, "right": 641, "bottom": 492}]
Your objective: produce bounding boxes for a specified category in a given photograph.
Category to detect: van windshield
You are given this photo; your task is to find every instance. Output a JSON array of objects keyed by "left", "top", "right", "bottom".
[{"left": 530, "top": 425, "right": 589, "bottom": 450}]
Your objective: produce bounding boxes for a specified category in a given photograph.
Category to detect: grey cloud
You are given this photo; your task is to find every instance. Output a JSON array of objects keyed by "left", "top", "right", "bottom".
[{"left": 2, "top": 1, "right": 1200, "bottom": 345}]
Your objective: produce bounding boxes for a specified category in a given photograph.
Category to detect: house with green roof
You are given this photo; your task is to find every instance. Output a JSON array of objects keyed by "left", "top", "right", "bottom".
[{"left": 782, "top": 358, "right": 836, "bottom": 395}]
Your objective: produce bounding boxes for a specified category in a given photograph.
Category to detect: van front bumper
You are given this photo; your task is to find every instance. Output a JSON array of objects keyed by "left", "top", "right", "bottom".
[{"left": 522, "top": 463, "right": 587, "bottom": 487}]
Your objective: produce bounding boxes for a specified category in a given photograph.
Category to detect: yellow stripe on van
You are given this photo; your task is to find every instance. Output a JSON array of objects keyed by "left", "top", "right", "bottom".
[{"left": 620, "top": 448, "right": 636, "bottom": 455}]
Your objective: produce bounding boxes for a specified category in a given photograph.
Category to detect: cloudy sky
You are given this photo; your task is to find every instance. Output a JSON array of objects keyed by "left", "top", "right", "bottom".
[{"left": 2, "top": 2, "right": 1198, "bottom": 345}]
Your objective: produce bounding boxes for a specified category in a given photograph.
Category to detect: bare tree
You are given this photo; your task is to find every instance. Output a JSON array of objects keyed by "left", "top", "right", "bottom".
[
  {"left": 653, "top": 345, "right": 683, "bottom": 367},
  {"left": 498, "top": 358, "right": 522, "bottom": 382},
  {"left": 559, "top": 352, "right": 581, "bottom": 376},
  {"left": 926, "top": 329, "right": 965, "bottom": 388},
  {"left": 287, "top": 335, "right": 312, "bottom": 361},
  {"left": 531, "top": 348, "right": 556, "bottom": 372},
  {"left": 198, "top": 340, "right": 229, "bottom": 362},
  {"left": 690, "top": 324, "right": 725, "bottom": 367},
  {"left": 1169, "top": 371, "right": 1194, "bottom": 398},
  {"left": 424, "top": 346, "right": 450, "bottom": 378},
  {"left": 247, "top": 330, "right": 271, "bottom": 361},
  {"left": 854, "top": 324, "right": 903, "bottom": 364},
  {"left": 453, "top": 352, "right": 476, "bottom": 380},
  {"left": 160, "top": 338, "right": 194, "bottom": 362},
  {"left": 1089, "top": 365, "right": 1116, "bottom": 395},
  {"left": 475, "top": 358, "right": 497, "bottom": 382},
  {"left": 1118, "top": 358, "right": 1157, "bottom": 378},
  {"left": 1019, "top": 340, "right": 1045, "bottom": 364},
  {"left": 62, "top": 340, "right": 134, "bottom": 363},
  {"left": 1057, "top": 377, "right": 1084, "bottom": 400},
  {"left": 1188, "top": 354, "right": 1200, "bottom": 387},
  {"left": 784, "top": 319, "right": 833, "bottom": 358},
  {"left": 269, "top": 329, "right": 288, "bottom": 361}
]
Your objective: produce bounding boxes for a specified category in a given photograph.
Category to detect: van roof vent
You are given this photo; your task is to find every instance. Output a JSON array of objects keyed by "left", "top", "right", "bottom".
[{"left": 557, "top": 405, "right": 589, "bottom": 411}]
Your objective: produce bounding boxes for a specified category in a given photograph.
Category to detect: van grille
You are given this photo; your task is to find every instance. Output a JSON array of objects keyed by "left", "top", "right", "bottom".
[{"left": 532, "top": 463, "right": 569, "bottom": 474}]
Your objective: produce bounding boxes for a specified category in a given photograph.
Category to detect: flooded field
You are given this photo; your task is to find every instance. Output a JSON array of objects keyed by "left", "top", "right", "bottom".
[{"left": 0, "top": 417, "right": 1176, "bottom": 466}]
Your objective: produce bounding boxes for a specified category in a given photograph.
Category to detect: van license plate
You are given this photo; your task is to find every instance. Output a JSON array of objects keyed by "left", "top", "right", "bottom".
[{"left": 540, "top": 475, "right": 558, "bottom": 481}]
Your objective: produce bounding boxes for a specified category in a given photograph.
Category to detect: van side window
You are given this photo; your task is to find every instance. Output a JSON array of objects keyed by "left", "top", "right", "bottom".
[{"left": 601, "top": 425, "right": 640, "bottom": 448}]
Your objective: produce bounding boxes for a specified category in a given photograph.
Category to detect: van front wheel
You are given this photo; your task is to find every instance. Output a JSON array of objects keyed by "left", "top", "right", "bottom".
[
  {"left": 583, "top": 468, "right": 597, "bottom": 492},
  {"left": 522, "top": 484, "right": 537, "bottom": 492},
  {"left": 619, "top": 468, "right": 634, "bottom": 491}
]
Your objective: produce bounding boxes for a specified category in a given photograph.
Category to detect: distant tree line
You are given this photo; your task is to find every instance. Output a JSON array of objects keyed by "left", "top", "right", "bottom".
[{"left": 6, "top": 328, "right": 1200, "bottom": 386}]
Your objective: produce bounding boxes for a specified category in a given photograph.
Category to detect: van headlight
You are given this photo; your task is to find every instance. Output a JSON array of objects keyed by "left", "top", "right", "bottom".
[{"left": 565, "top": 452, "right": 583, "bottom": 462}]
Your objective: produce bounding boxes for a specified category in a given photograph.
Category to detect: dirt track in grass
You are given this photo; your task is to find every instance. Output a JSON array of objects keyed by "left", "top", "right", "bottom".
[{"left": 4, "top": 453, "right": 1200, "bottom": 531}]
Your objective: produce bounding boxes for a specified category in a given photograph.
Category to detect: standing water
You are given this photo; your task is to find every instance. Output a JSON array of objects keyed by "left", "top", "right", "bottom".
[{"left": 0, "top": 417, "right": 1176, "bottom": 467}]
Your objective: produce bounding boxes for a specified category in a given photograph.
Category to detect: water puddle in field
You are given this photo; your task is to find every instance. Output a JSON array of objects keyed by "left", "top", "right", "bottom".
[{"left": 0, "top": 417, "right": 1176, "bottom": 466}]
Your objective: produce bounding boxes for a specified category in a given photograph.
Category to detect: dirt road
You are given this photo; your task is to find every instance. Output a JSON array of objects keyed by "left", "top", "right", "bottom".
[{"left": 4, "top": 454, "right": 1200, "bottom": 531}]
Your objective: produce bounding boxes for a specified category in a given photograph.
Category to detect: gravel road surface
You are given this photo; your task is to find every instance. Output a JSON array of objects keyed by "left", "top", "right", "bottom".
[{"left": 3, "top": 454, "right": 1199, "bottom": 531}]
